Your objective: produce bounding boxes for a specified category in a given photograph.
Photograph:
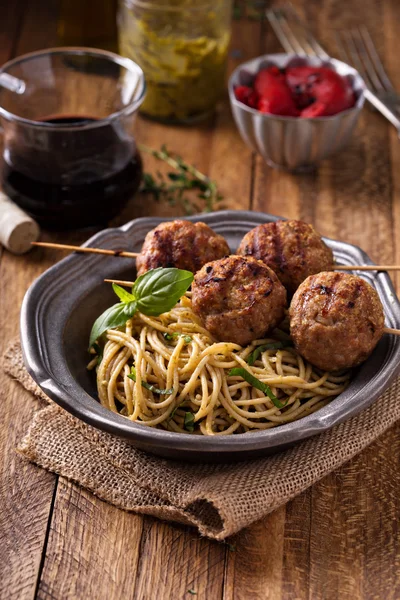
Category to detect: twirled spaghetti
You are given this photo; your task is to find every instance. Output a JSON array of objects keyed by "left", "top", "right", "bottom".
[{"left": 88, "top": 294, "right": 351, "bottom": 435}]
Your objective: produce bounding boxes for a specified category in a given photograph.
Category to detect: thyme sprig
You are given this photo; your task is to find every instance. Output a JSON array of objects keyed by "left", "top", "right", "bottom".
[{"left": 138, "top": 144, "right": 223, "bottom": 215}]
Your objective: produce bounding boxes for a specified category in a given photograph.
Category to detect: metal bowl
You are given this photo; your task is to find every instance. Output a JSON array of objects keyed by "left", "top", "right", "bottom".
[
  {"left": 20, "top": 211, "right": 400, "bottom": 462},
  {"left": 228, "top": 54, "right": 366, "bottom": 172}
]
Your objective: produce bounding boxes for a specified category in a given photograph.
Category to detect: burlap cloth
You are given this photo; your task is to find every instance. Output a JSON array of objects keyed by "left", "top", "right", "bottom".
[{"left": 3, "top": 338, "right": 400, "bottom": 541}]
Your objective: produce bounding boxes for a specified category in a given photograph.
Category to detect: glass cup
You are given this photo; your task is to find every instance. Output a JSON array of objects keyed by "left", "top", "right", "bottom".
[
  {"left": 118, "top": 0, "right": 232, "bottom": 124},
  {"left": 0, "top": 47, "right": 146, "bottom": 229}
]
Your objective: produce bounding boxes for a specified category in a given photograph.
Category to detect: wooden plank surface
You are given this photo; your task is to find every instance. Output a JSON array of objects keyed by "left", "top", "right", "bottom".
[
  {"left": 0, "top": 3, "right": 59, "bottom": 599},
  {"left": 1, "top": 0, "right": 400, "bottom": 599}
]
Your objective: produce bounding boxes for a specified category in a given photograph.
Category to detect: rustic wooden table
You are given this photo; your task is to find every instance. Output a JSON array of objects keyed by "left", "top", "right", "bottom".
[{"left": 1, "top": 1, "right": 400, "bottom": 598}]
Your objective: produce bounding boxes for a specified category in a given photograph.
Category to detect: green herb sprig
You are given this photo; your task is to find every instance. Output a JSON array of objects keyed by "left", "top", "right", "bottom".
[
  {"left": 246, "top": 340, "right": 293, "bottom": 366},
  {"left": 139, "top": 144, "right": 223, "bottom": 215},
  {"left": 89, "top": 268, "right": 194, "bottom": 349},
  {"left": 228, "top": 367, "right": 287, "bottom": 409},
  {"left": 184, "top": 412, "right": 196, "bottom": 432},
  {"left": 128, "top": 366, "right": 173, "bottom": 395}
]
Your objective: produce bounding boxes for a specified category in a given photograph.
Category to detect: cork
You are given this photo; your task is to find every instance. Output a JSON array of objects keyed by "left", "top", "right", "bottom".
[{"left": 0, "top": 192, "right": 40, "bottom": 254}]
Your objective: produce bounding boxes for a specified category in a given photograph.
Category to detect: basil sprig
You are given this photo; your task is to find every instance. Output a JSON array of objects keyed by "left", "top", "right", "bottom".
[
  {"left": 246, "top": 340, "right": 293, "bottom": 366},
  {"left": 167, "top": 404, "right": 196, "bottom": 431},
  {"left": 184, "top": 412, "right": 195, "bottom": 432},
  {"left": 128, "top": 366, "right": 173, "bottom": 395},
  {"left": 228, "top": 367, "right": 287, "bottom": 409},
  {"left": 134, "top": 267, "right": 193, "bottom": 316},
  {"left": 89, "top": 268, "right": 194, "bottom": 349}
]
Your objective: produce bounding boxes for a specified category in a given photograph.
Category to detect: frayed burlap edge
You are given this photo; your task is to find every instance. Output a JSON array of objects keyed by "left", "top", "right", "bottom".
[{"left": 4, "top": 338, "right": 400, "bottom": 540}]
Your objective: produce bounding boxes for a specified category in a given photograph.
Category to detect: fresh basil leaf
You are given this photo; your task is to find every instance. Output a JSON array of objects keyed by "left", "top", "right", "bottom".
[
  {"left": 89, "top": 300, "right": 137, "bottom": 349},
  {"left": 246, "top": 340, "right": 293, "bottom": 366},
  {"left": 128, "top": 366, "right": 173, "bottom": 395},
  {"left": 228, "top": 367, "right": 287, "bottom": 409},
  {"left": 133, "top": 268, "right": 194, "bottom": 316},
  {"left": 184, "top": 411, "right": 195, "bottom": 432},
  {"left": 89, "top": 268, "right": 193, "bottom": 352},
  {"left": 112, "top": 283, "right": 136, "bottom": 303}
]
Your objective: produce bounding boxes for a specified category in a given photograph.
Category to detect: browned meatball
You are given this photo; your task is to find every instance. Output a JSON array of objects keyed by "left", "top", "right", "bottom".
[
  {"left": 136, "top": 220, "right": 230, "bottom": 276},
  {"left": 237, "top": 220, "right": 334, "bottom": 296},
  {"left": 192, "top": 255, "right": 287, "bottom": 345},
  {"left": 289, "top": 272, "right": 385, "bottom": 371}
]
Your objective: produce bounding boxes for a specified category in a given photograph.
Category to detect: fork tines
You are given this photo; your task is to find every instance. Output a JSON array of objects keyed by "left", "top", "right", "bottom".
[
  {"left": 266, "top": 3, "right": 329, "bottom": 58},
  {"left": 335, "top": 26, "right": 393, "bottom": 93}
]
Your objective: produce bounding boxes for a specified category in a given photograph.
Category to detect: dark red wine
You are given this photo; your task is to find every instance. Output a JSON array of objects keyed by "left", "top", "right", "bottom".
[{"left": 2, "top": 116, "right": 142, "bottom": 230}]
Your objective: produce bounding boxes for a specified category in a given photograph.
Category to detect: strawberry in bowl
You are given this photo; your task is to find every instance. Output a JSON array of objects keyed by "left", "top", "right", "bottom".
[
  {"left": 235, "top": 64, "right": 356, "bottom": 118},
  {"left": 228, "top": 54, "right": 365, "bottom": 171}
]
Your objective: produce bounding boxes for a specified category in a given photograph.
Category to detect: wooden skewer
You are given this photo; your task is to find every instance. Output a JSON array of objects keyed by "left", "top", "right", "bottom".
[
  {"left": 104, "top": 279, "right": 135, "bottom": 286},
  {"left": 383, "top": 327, "right": 400, "bottom": 336},
  {"left": 29, "top": 242, "right": 400, "bottom": 271},
  {"left": 104, "top": 278, "right": 400, "bottom": 336},
  {"left": 31, "top": 242, "right": 400, "bottom": 274},
  {"left": 333, "top": 265, "right": 400, "bottom": 271},
  {"left": 31, "top": 244, "right": 400, "bottom": 329},
  {"left": 31, "top": 241, "right": 139, "bottom": 259}
]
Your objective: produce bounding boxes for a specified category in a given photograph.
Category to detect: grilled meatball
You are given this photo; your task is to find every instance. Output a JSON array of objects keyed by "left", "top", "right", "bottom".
[
  {"left": 136, "top": 220, "right": 230, "bottom": 276},
  {"left": 289, "top": 271, "right": 385, "bottom": 371},
  {"left": 192, "top": 255, "right": 287, "bottom": 345},
  {"left": 237, "top": 220, "right": 334, "bottom": 296}
]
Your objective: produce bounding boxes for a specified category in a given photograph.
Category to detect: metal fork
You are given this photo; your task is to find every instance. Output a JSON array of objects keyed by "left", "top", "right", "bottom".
[
  {"left": 266, "top": 4, "right": 400, "bottom": 133},
  {"left": 336, "top": 27, "right": 400, "bottom": 112}
]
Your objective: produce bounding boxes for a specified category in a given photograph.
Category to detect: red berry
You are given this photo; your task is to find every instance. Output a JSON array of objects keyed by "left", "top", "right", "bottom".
[
  {"left": 255, "top": 68, "right": 298, "bottom": 116},
  {"left": 301, "top": 101, "right": 328, "bottom": 118},
  {"left": 286, "top": 66, "right": 355, "bottom": 116},
  {"left": 254, "top": 68, "right": 285, "bottom": 96},
  {"left": 247, "top": 91, "right": 259, "bottom": 108},
  {"left": 234, "top": 85, "right": 254, "bottom": 105}
]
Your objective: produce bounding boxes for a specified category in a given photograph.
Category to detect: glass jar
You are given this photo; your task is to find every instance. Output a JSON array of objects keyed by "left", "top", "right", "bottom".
[{"left": 118, "top": 0, "right": 232, "bottom": 123}]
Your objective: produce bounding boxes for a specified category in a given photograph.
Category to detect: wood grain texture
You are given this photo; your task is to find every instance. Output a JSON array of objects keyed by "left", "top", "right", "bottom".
[
  {"left": 0, "top": 227, "right": 59, "bottom": 598},
  {"left": 384, "top": 0, "right": 400, "bottom": 293},
  {"left": 132, "top": 519, "right": 226, "bottom": 600},
  {"left": 251, "top": 3, "right": 400, "bottom": 600},
  {"left": 0, "top": 3, "right": 58, "bottom": 599},
  {"left": 309, "top": 423, "right": 400, "bottom": 600},
  {"left": 36, "top": 482, "right": 144, "bottom": 600},
  {"left": 1, "top": 0, "right": 400, "bottom": 599},
  {"left": 223, "top": 507, "right": 287, "bottom": 600}
]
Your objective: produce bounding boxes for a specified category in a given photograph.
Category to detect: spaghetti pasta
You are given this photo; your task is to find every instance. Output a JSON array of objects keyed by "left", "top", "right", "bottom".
[{"left": 89, "top": 294, "right": 351, "bottom": 435}]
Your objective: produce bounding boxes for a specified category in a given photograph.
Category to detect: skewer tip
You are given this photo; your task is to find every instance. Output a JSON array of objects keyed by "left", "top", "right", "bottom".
[{"left": 104, "top": 278, "right": 136, "bottom": 287}]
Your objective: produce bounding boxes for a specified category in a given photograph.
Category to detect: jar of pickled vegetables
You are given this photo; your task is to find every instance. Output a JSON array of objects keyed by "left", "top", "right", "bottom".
[{"left": 118, "top": 0, "right": 232, "bottom": 123}]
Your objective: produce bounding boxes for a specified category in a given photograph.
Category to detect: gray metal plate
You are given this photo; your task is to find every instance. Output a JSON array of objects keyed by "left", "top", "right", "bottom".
[{"left": 20, "top": 211, "right": 400, "bottom": 462}]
